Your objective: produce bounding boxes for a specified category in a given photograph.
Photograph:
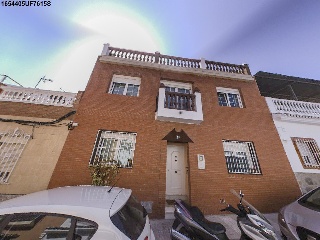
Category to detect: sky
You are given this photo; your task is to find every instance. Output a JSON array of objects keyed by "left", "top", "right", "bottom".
[{"left": 1, "top": 0, "right": 320, "bottom": 93}]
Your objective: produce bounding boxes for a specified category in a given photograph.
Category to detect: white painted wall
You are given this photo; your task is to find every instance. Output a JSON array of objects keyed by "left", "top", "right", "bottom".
[{"left": 266, "top": 98, "right": 320, "bottom": 173}]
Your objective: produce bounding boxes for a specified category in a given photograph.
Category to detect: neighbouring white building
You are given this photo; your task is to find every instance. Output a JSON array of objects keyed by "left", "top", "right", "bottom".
[{"left": 255, "top": 72, "right": 320, "bottom": 193}]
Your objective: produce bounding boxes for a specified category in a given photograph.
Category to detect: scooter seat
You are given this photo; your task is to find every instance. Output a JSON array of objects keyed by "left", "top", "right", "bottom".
[{"left": 190, "top": 206, "right": 226, "bottom": 235}]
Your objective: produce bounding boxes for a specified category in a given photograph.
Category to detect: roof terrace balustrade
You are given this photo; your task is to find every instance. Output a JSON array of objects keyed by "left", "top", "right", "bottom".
[
  {"left": 0, "top": 85, "right": 77, "bottom": 107},
  {"left": 266, "top": 97, "right": 320, "bottom": 123},
  {"left": 102, "top": 44, "right": 251, "bottom": 77}
]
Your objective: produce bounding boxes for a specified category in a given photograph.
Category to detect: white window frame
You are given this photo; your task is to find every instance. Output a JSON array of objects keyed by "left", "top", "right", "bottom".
[
  {"left": 90, "top": 130, "right": 137, "bottom": 168},
  {"left": 222, "top": 140, "right": 261, "bottom": 174},
  {"left": 292, "top": 137, "right": 320, "bottom": 169},
  {"left": 216, "top": 87, "right": 243, "bottom": 108},
  {"left": 109, "top": 75, "right": 141, "bottom": 97}
]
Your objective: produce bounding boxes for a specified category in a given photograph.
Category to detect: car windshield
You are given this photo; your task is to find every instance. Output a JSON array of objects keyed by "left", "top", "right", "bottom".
[
  {"left": 110, "top": 195, "right": 147, "bottom": 240},
  {"left": 299, "top": 187, "right": 320, "bottom": 211}
]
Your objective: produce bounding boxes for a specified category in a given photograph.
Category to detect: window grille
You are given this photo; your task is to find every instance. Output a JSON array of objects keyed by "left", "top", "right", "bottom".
[
  {"left": 90, "top": 131, "right": 137, "bottom": 168},
  {"left": 222, "top": 140, "right": 261, "bottom": 174},
  {"left": 0, "top": 128, "right": 31, "bottom": 183},
  {"left": 292, "top": 137, "right": 320, "bottom": 169},
  {"left": 216, "top": 87, "right": 243, "bottom": 108}
]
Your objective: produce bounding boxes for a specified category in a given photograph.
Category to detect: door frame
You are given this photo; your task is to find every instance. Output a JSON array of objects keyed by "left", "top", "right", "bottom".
[{"left": 165, "top": 142, "right": 189, "bottom": 198}]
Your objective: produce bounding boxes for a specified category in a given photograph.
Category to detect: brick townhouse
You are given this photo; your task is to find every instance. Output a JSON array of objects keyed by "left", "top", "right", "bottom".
[{"left": 49, "top": 44, "right": 301, "bottom": 218}]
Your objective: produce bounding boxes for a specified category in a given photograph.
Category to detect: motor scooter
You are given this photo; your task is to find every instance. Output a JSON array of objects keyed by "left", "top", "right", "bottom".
[
  {"left": 171, "top": 198, "right": 228, "bottom": 240},
  {"left": 170, "top": 190, "right": 280, "bottom": 240},
  {"left": 220, "top": 189, "right": 280, "bottom": 240}
]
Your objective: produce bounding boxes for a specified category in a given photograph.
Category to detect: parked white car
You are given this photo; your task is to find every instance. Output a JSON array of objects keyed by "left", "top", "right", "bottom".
[
  {"left": 0, "top": 185, "right": 155, "bottom": 240},
  {"left": 278, "top": 186, "right": 320, "bottom": 240}
]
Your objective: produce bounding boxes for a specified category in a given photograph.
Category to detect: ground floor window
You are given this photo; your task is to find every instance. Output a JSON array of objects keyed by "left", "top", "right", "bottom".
[
  {"left": 222, "top": 140, "right": 261, "bottom": 174},
  {"left": 292, "top": 137, "right": 320, "bottom": 169},
  {"left": 0, "top": 128, "right": 31, "bottom": 183},
  {"left": 90, "top": 130, "right": 137, "bottom": 168}
]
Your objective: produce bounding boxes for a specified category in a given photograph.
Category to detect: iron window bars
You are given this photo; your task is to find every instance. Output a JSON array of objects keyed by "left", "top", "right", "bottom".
[
  {"left": 90, "top": 130, "right": 137, "bottom": 168},
  {"left": 292, "top": 137, "right": 320, "bottom": 169},
  {"left": 222, "top": 140, "right": 261, "bottom": 174},
  {"left": 0, "top": 128, "right": 31, "bottom": 183}
]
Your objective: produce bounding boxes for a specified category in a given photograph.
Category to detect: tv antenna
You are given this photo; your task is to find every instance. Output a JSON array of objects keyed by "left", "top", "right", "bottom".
[
  {"left": 34, "top": 75, "right": 53, "bottom": 88},
  {"left": 0, "top": 74, "right": 24, "bottom": 87}
]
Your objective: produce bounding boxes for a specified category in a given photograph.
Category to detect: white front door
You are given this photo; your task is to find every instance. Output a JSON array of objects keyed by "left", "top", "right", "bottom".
[{"left": 166, "top": 144, "right": 188, "bottom": 196}]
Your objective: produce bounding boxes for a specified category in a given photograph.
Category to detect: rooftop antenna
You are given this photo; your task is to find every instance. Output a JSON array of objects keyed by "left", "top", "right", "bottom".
[
  {"left": 0, "top": 74, "right": 24, "bottom": 87},
  {"left": 34, "top": 75, "right": 53, "bottom": 88}
]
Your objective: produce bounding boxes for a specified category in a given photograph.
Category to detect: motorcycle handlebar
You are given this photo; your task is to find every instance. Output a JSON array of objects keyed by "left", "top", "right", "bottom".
[{"left": 221, "top": 205, "right": 242, "bottom": 216}]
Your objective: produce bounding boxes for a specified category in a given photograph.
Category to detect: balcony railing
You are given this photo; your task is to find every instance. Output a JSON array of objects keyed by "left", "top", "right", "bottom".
[
  {"left": 156, "top": 87, "right": 203, "bottom": 124},
  {"left": 165, "top": 92, "right": 196, "bottom": 111},
  {"left": 103, "top": 44, "right": 251, "bottom": 75},
  {"left": 0, "top": 85, "right": 77, "bottom": 107},
  {"left": 266, "top": 97, "right": 320, "bottom": 120}
]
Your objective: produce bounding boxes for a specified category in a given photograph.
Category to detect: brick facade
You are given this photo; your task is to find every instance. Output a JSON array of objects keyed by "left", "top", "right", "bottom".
[{"left": 49, "top": 57, "right": 301, "bottom": 218}]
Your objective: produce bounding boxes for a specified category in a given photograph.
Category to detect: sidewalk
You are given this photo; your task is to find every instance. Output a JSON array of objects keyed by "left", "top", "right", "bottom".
[{"left": 150, "top": 213, "right": 280, "bottom": 240}]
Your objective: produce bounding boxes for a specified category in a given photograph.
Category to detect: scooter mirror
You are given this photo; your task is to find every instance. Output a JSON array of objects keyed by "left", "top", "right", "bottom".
[{"left": 239, "top": 190, "right": 244, "bottom": 198}]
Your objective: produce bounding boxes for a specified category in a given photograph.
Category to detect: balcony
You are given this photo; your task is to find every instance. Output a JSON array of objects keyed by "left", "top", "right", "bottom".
[
  {"left": 265, "top": 97, "right": 320, "bottom": 124},
  {"left": 100, "top": 44, "right": 254, "bottom": 82},
  {"left": 155, "top": 86, "right": 203, "bottom": 124},
  {"left": 0, "top": 85, "right": 77, "bottom": 107}
]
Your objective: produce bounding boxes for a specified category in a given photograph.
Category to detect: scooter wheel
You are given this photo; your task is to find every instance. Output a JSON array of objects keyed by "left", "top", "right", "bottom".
[{"left": 172, "top": 219, "right": 202, "bottom": 240}]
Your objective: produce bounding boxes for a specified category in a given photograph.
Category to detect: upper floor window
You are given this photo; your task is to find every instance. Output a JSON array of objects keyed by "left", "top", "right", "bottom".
[
  {"left": 109, "top": 75, "right": 141, "bottom": 97},
  {"left": 292, "top": 137, "right": 320, "bottom": 169},
  {"left": 216, "top": 87, "right": 243, "bottom": 108},
  {"left": 222, "top": 140, "right": 261, "bottom": 174},
  {"left": 90, "top": 130, "right": 137, "bottom": 168}
]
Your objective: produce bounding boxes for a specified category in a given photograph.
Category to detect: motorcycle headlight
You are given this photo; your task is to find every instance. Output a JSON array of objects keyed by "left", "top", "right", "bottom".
[{"left": 248, "top": 215, "right": 276, "bottom": 237}]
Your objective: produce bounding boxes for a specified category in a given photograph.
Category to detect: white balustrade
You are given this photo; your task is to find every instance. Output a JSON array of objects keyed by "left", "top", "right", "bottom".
[
  {"left": 266, "top": 97, "right": 320, "bottom": 119},
  {"left": 0, "top": 85, "right": 76, "bottom": 107}
]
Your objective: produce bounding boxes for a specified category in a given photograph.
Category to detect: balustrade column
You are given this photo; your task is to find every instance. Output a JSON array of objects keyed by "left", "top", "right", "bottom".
[
  {"left": 101, "top": 43, "right": 110, "bottom": 56},
  {"left": 200, "top": 58, "right": 206, "bottom": 69}
]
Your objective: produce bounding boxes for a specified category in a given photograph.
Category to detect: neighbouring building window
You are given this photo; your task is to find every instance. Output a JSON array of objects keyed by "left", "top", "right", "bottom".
[
  {"left": 90, "top": 130, "right": 137, "bottom": 168},
  {"left": 292, "top": 137, "right": 320, "bottom": 169},
  {"left": 222, "top": 140, "right": 261, "bottom": 174},
  {"left": 109, "top": 75, "right": 141, "bottom": 97},
  {"left": 0, "top": 128, "right": 31, "bottom": 183},
  {"left": 216, "top": 87, "right": 243, "bottom": 108}
]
